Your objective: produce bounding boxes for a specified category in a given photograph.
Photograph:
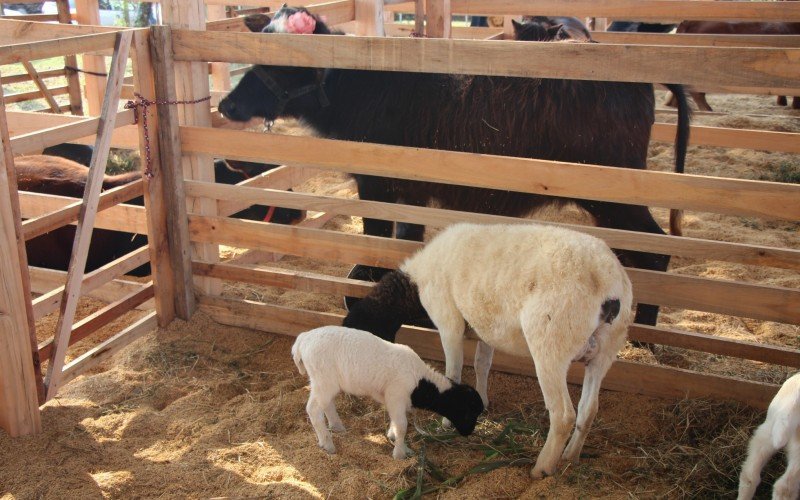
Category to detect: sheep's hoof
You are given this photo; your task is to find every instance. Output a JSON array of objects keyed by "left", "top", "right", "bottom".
[
  {"left": 319, "top": 442, "right": 336, "bottom": 454},
  {"left": 392, "top": 446, "right": 413, "bottom": 460},
  {"left": 530, "top": 466, "right": 551, "bottom": 480},
  {"left": 441, "top": 418, "right": 453, "bottom": 430},
  {"left": 329, "top": 423, "right": 346, "bottom": 433},
  {"left": 386, "top": 428, "right": 396, "bottom": 442}
]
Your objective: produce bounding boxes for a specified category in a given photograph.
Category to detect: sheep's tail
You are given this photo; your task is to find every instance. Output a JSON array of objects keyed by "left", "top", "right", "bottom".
[
  {"left": 291, "top": 338, "right": 306, "bottom": 376},
  {"left": 769, "top": 385, "right": 800, "bottom": 449},
  {"left": 664, "top": 83, "right": 691, "bottom": 237}
]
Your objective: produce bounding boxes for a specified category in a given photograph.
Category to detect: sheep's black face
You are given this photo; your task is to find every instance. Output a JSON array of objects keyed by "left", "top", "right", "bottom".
[{"left": 437, "top": 383, "right": 485, "bottom": 436}]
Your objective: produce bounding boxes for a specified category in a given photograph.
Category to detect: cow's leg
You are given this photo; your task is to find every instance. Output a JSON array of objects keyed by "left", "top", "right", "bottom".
[
  {"left": 663, "top": 92, "right": 678, "bottom": 108},
  {"left": 778, "top": 95, "right": 788, "bottom": 107},
  {"left": 577, "top": 201, "right": 669, "bottom": 329},
  {"left": 691, "top": 92, "right": 713, "bottom": 112}
]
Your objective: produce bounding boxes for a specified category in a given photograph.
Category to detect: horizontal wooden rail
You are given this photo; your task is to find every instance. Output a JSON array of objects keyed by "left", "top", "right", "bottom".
[
  {"left": 651, "top": 123, "right": 800, "bottom": 154},
  {"left": 592, "top": 32, "right": 800, "bottom": 48},
  {"left": 170, "top": 29, "right": 800, "bottom": 89},
  {"left": 32, "top": 246, "right": 150, "bottom": 320},
  {"left": 198, "top": 295, "right": 779, "bottom": 408},
  {"left": 5, "top": 86, "right": 68, "bottom": 104},
  {"left": 37, "top": 283, "right": 154, "bottom": 360},
  {"left": 18, "top": 191, "right": 147, "bottom": 235},
  {"left": 192, "top": 261, "right": 800, "bottom": 368},
  {"left": 10, "top": 109, "right": 136, "bottom": 155},
  {"left": 180, "top": 127, "right": 800, "bottom": 221},
  {"left": 58, "top": 311, "right": 157, "bottom": 388},
  {"left": 1, "top": 68, "right": 66, "bottom": 85},
  {"left": 22, "top": 180, "right": 143, "bottom": 240},
  {"left": 0, "top": 18, "right": 125, "bottom": 45},
  {"left": 29, "top": 265, "right": 153, "bottom": 311},
  {"left": 448, "top": 0, "right": 800, "bottom": 22},
  {"left": 0, "top": 31, "right": 120, "bottom": 65},
  {"left": 185, "top": 180, "right": 800, "bottom": 271},
  {"left": 215, "top": 165, "right": 323, "bottom": 217},
  {"left": 188, "top": 216, "right": 800, "bottom": 324}
]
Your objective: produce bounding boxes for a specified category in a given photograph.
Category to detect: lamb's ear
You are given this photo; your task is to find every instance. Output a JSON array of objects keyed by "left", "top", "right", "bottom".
[{"left": 244, "top": 13, "right": 271, "bottom": 33}]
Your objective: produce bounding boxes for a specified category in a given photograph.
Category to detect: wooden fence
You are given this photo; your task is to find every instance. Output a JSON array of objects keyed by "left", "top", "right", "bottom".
[{"left": 1, "top": 0, "right": 798, "bottom": 437}]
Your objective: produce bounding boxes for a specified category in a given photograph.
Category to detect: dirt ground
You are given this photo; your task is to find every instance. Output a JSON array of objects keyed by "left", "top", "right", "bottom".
[{"left": 1, "top": 92, "right": 798, "bottom": 499}]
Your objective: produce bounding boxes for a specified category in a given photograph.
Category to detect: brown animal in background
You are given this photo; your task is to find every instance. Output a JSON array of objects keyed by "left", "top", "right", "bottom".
[{"left": 666, "top": 21, "right": 800, "bottom": 111}]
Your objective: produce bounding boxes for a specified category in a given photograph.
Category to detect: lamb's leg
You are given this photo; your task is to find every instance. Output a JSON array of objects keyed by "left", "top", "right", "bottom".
[
  {"left": 738, "top": 420, "right": 779, "bottom": 500},
  {"left": 385, "top": 391, "right": 412, "bottom": 459},
  {"left": 307, "top": 393, "right": 335, "bottom": 454},
  {"left": 561, "top": 348, "right": 615, "bottom": 462},
  {"left": 323, "top": 399, "right": 346, "bottom": 433},
  {"left": 773, "top": 433, "right": 800, "bottom": 500},
  {"left": 474, "top": 340, "right": 494, "bottom": 408},
  {"left": 528, "top": 351, "right": 574, "bottom": 479}
]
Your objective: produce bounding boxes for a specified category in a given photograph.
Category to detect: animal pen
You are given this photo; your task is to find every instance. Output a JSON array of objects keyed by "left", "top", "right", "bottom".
[{"left": 0, "top": 0, "right": 799, "bottom": 441}]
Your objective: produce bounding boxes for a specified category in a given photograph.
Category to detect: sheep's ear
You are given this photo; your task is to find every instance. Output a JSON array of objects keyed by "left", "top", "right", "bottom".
[
  {"left": 244, "top": 13, "right": 271, "bottom": 32},
  {"left": 511, "top": 18, "right": 524, "bottom": 34}
]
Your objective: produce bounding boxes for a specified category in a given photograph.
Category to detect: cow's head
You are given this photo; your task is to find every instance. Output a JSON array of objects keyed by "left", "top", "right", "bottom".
[
  {"left": 512, "top": 19, "right": 568, "bottom": 42},
  {"left": 218, "top": 6, "right": 339, "bottom": 123}
]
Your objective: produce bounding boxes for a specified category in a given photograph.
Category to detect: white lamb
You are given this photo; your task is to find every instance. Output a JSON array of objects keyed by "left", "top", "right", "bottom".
[
  {"left": 291, "top": 325, "right": 484, "bottom": 459},
  {"left": 343, "top": 222, "right": 633, "bottom": 478},
  {"left": 738, "top": 372, "right": 800, "bottom": 500}
]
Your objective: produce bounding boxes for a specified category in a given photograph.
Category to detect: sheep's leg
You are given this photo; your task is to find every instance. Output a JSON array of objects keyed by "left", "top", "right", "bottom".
[
  {"left": 773, "top": 433, "right": 800, "bottom": 500},
  {"left": 529, "top": 352, "right": 575, "bottom": 479},
  {"left": 385, "top": 391, "right": 412, "bottom": 459},
  {"left": 738, "top": 420, "right": 779, "bottom": 500},
  {"left": 474, "top": 340, "right": 494, "bottom": 408},
  {"left": 561, "top": 349, "right": 615, "bottom": 462},
  {"left": 307, "top": 394, "right": 335, "bottom": 454},
  {"left": 323, "top": 399, "right": 346, "bottom": 433}
]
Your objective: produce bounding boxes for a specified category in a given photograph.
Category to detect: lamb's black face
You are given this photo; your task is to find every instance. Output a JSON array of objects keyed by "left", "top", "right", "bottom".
[
  {"left": 439, "top": 383, "right": 485, "bottom": 436},
  {"left": 218, "top": 66, "right": 321, "bottom": 123}
]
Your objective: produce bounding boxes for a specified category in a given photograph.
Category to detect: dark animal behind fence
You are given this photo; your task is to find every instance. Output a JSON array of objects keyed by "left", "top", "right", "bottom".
[{"left": 218, "top": 7, "right": 692, "bottom": 327}]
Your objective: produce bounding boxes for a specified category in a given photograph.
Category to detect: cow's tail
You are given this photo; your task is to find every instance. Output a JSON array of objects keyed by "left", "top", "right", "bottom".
[{"left": 664, "top": 83, "right": 691, "bottom": 236}]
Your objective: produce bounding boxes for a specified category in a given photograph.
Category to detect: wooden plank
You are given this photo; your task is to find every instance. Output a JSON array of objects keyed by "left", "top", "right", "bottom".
[
  {"left": 651, "top": 123, "right": 800, "bottom": 154},
  {"left": 74, "top": 0, "right": 109, "bottom": 116},
  {"left": 58, "top": 311, "right": 157, "bottom": 387},
  {"left": 592, "top": 31, "right": 800, "bottom": 48},
  {"left": 56, "top": 0, "right": 85, "bottom": 116},
  {"left": 148, "top": 25, "right": 196, "bottom": 320},
  {"left": 180, "top": 127, "right": 800, "bottom": 222},
  {"left": 0, "top": 31, "right": 120, "bottom": 65},
  {"left": 426, "top": 0, "right": 451, "bottom": 38},
  {"left": 19, "top": 191, "right": 147, "bottom": 235},
  {"left": 448, "top": 0, "right": 800, "bottom": 22},
  {"left": 170, "top": 30, "right": 800, "bottom": 90},
  {"left": 44, "top": 30, "right": 132, "bottom": 401},
  {"left": 5, "top": 86, "right": 69, "bottom": 105},
  {"left": 161, "top": 0, "right": 221, "bottom": 299},
  {"left": 0, "top": 18, "right": 121, "bottom": 45},
  {"left": 198, "top": 295, "right": 779, "bottom": 408},
  {"left": 1, "top": 68, "right": 66, "bottom": 85},
  {"left": 214, "top": 166, "right": 322, "bottom": 217},
  {"left": 29, "top": 266, "right": 153, "bottom": 312},
  {"left": 128, "top": 28, "right": 178, "bottom": 327},
  {"left": 38, "top": 284, "right": 154, "bottom": 361},
  {"left": 194, "top": 261, "right": 800, "bottom": 368},
  {"left": 185, "top": 180, "right": 800, "bottom": 271},
  {"left": 32, "top": 247, "right": 150, "bottom": 320},
  {"left": 206, "top": 4, "right": 231, "bottom": 92},
  {"left": 22, "top": 180, "right": 143, "bottom": 240},
  {"left": 0, "top": 13, "right": 59, "bottom": 22},
  {"left": 10, "top": 109, "right": 135, "bottom": 155},
  {"left": 355, "top": 0, "right": 385, "bottom": 36},
  {"left": 0, "top": 71, "right": 42, "bottom": 435},
  {"left": 188, "top": 216, "right": 800, "bottom": 324},
  {"left": 21, "top": 61, "right": 61, "bottom": 114}
]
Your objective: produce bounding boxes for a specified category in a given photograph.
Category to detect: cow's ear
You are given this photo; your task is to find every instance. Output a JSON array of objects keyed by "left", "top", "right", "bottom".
[
  {"left": 244, "top": 13, "right": 271, "bottom": 32},
  {"left": 511, "top": 18, "right": 524, "bottom": 34},
  {"left": 547, "top": 24, "right": 564, "bottom": 39}
]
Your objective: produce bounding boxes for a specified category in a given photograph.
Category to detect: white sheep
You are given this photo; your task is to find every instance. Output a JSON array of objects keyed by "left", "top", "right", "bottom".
[
  {"left": 738, "top": 372, "right": 800, "bottom": 500},
  {"left": 344, "top": 222, "right": 633, "bottom": 478},
  {"left": 291, "top": 325, "right": 484, "bottom": 459}
]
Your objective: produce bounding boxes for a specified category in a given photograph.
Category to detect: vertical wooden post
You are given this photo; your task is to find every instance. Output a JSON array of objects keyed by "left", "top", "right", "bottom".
[
  {"left": 56, "top": 0, "right": 84, "bottom": 116},
  {"left": 0, "top": 73, "right": 42, "bottom": 436},
  {"left": 74, "top": 0, "right": 107, "bottom": 116},
  {"left": 148, "top": 26, "right": 196, "bottom": 320},
  {"left": 44, "top": 32, "right": 133, "bottom": 401},
  {"left": 160, "top": 0, "right": 221, "bottom": 298},
  {"left": 355, "top": 0, "right": 385, "bottom": 36},
  {"left": 414, "top": 0, "right": 425, "bottom": 36},
  {"left": 426, "top": 0, "right": 450, "bottom": 39},
  {"left": 129, "top": 30, "right": 181, "bottom": 325},
  {"left": 207, "top": 4, "right": 231, "bottom": 92}
]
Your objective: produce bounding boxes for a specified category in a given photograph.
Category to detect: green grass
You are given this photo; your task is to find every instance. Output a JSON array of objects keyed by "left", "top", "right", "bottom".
[{"left": 757, "top": 162, "right": 800, "bottom": 184}]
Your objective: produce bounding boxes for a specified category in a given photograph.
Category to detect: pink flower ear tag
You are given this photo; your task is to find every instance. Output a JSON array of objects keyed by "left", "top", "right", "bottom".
[{"left": 286, "top": 11, "right": 316, "bottom": 34}]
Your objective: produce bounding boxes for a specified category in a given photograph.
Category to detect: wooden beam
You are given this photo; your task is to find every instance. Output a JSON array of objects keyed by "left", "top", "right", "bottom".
[
  {"left": 198, "top": 295, "right": 779, "bottom": 409},
  {"left": 426, "top": 0, "right": 451, "bottom": 38},
  {"left": 18, "top": 191, "right": 147, "bottom": 235},
  {"left": 187, "top": 216, "right": 800, "bottom": 324},
  {"left": 74, "top": 0, "right": 109, "bottom": 116},
  {"left": 1, "top": 68, "right": 66, "bottom": 85},
  {"left": 179, "top": 127, "right": 800, "bottom": 222},
  {"left": 29, "top": 266, "right": 152, "bottom": 312},
  {"left": 0, "top": 31, "right": 119, "bottom": 65},
  {"left": 0, "top": 70, "right": 42, "bottom": 435},
  {"left": 592, "top": 32, "right": 800, "bottom": 48},
  {"left": 56, "top": 0, "right": 84, "bottom": 116},
  {"left": 183, "top": 180, "right": 800, "bottom": 271},
  {"left": 148, "top": 25, "right": 196, "bottom": 320},
  {"left": 651, "top": 123, "right": 800, "bottom": 154},
  {"left": 44, "top": 30, "right": 132, "bottom": 401},
  {"left": 5, "top": 86, "right": 69, "bottom": 105},
  {"left": 170, "top": 30, "right": 800, "bottom": 90},
  {"left": 0, "top": 18, "right": 121, "bottom": 45},
  {"left": 21, "top": 61, "right": 61, "bottom": 113},
  {"left": 355, "top": 0, "right": 385, "bottom": 36}
]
